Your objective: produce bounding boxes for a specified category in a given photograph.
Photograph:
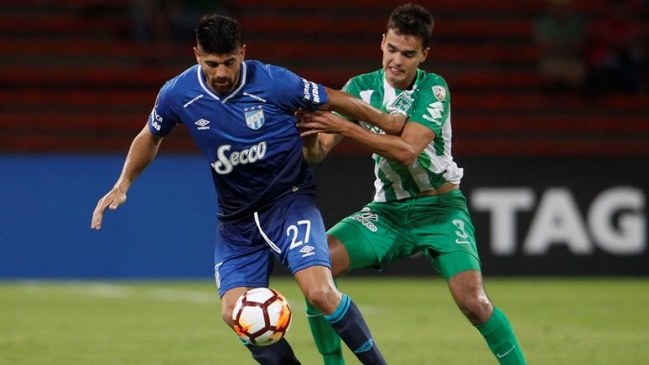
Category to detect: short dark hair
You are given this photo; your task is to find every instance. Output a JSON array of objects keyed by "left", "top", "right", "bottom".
[
  {"left": 195, "top": 14, "right": 242, "bottom": 54},
  {"left": 387, "top": 3, "right": 434, "bottom": 49}
]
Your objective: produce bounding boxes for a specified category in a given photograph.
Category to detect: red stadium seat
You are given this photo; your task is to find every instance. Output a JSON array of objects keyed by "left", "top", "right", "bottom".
[{"left": 0, "top": 0, "right": 646, "bottom": 156}]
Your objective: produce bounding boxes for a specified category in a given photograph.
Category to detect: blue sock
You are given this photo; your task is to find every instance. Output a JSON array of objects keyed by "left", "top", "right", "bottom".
[
  {"left": 245, "top": 337, "right": 301, "bottom": 365},
  {"left": 324, "top": 294, "right": 386, "bottom": 365}
]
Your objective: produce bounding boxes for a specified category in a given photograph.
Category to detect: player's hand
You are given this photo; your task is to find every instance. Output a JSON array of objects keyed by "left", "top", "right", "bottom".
[
  {"left": 385, "top": 104, "right": 408, "bottom": 116},
  {"left": 91, "top": 187, "right": 127, "bottom": 230},
  {"left": 296, "top": 110, "right": 349, "bottom": 137}
]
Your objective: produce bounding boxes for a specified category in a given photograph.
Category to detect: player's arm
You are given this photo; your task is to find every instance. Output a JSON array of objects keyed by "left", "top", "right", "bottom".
[
  {"left": 91, "top": 125, "right": 163, "bottom": 230},
  {"left": 301, "top": 128, "right": 344, "bottom": 163},
  {"left": 320, "top": 87, "right": 407, "bottom": 136},
  {"left": 299, "top": 111, "right": 434, "bottom": 166}
]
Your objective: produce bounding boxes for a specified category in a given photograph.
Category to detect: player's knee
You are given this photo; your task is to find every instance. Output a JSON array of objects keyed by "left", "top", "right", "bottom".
[
  {"left": 221, "top": 288, "right": 248, "bottom": 328},
  {"left": 304, "top": 284, "right": 340, "bottom": 315},
  {"left": 221, "top": 302, "right": 236, "bottom": 327},
  {"left": 449, "top": 270, "right": 493, "bottom": 324},
  {"left": 458, "top": 294, "right": 493, "bottom": 325}
]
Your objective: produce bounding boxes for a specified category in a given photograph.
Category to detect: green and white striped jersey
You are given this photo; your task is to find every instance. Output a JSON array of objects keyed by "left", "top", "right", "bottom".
[{"left": 342, "top": 68, "right": 463, "bottom": 202}]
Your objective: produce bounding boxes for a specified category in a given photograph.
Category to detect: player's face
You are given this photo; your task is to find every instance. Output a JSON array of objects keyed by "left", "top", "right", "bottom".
[
  {"left": 194, "top": 44, "right": 246, "bottom": 95},
  {"left": 381, "top": 29, "right": 429, "bottom": 90}
]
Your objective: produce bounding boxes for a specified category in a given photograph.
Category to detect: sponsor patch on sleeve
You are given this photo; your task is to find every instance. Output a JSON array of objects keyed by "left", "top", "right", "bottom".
[{"left": 301, "top": 78, "right": 321, "bottom": 104}]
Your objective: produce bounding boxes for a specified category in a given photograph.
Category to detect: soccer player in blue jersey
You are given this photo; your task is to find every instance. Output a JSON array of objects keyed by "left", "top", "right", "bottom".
[
  {"left": 91, "top": 14, "right": 404, "bottom": 365},
  {"left": 298, "top": 4, "right": 528, "bottom": 365}
]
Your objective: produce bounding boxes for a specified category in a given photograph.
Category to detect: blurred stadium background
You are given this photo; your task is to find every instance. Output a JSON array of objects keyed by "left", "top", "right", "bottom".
[{"left": 1, "top": 1, "right": 648, "bottom": 364}]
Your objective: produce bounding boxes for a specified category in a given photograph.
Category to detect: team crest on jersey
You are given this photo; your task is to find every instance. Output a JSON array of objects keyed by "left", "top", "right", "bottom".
[
  {"left": 244, "top": 106, "right": 265, "bottom": 130},
  {"left": 389, "top": 90, "right": 414, "bottom": 114},
  {"left": 432, "top": 86, "right": 446, "bottom": 101}
]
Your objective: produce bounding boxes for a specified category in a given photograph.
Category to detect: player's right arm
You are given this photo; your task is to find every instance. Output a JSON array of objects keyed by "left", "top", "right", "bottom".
[{"left": 91, "top": 126, "right": 163, "bottom": 230}]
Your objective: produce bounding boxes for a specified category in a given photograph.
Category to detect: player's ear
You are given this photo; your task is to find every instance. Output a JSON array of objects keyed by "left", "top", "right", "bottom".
[
  {"left": 380, "top": 34, "right": 386, "bottom": 50},
  {"left": 240, "top": 44, "right": 246, "bottom": 60},
  {"left": 421, "top": 46, "right": 430, "bottom": 62},
  {"left": 193, "top": 46, "right": 201, "bottom": 64}
]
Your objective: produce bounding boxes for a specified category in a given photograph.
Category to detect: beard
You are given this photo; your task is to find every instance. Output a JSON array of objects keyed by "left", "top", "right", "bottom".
[{"left": 211, "top": 78, "right": 234, "bottom": 95}]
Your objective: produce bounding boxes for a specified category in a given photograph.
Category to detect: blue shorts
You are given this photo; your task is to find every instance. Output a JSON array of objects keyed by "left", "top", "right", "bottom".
[{"left": 213, "top": 193, "right": 330, "bottom": 297}]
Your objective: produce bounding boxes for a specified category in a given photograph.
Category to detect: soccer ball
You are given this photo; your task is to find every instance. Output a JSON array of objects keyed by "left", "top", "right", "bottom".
[{"left": 232, "top": 287, "right": 292, "bottom": 346}]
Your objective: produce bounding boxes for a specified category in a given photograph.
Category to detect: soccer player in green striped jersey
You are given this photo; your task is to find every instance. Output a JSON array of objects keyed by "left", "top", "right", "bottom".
[{"left": 298, "top": 4, "right": 528, "bottom": 365}]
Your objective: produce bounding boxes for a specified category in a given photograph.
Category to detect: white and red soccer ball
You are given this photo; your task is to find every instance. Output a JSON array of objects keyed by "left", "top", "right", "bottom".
[{"left": 232, "top": 287, "right": 292, "bottom": 346}]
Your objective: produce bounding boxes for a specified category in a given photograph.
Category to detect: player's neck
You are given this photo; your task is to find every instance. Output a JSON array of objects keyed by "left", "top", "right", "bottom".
[{"left": 388, "top": 77, "right": 416, "bottom": 91}]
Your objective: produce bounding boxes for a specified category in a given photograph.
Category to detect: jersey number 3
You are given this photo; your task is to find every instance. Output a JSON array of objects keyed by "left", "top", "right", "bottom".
[{"left": 452, "top": 219, "right": 471, "bottom": 245}]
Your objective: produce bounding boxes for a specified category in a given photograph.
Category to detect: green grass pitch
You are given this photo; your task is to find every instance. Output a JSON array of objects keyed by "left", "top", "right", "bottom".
[{"left": 2, "top": 277, "right": 648, "bottom": 364}]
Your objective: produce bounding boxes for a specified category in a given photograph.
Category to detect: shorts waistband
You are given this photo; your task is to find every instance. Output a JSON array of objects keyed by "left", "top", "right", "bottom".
[{"left": 416, "top": 182, "right": 459, "bottom": 197}]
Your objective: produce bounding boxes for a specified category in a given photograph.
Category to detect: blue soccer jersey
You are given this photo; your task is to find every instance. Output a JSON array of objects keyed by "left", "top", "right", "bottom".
[{"left": 148, "top": 60, "right": 329, "bottom": 222}]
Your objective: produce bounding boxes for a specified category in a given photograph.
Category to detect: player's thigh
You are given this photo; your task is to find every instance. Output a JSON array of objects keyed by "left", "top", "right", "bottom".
[
  {"left": 433, "top": 251, "right": 481, "bottom": 280},
  {"left": 327, "top": 234, "right": 351, "bottom": 278},
  {"left": 294, "top": 265, "right": 341, "bottom": 314},
  {"left": 255, "top": 193, "right": 331, "bottom": 274},
  {"left": 214, "top": 221, "right": 274, "bottom": 298},
  {"left": 328, "top": 203, "right": 411, "bottom": 271},
  {"left": 412, "top": 191, "right": 482, "bottom": 279}
]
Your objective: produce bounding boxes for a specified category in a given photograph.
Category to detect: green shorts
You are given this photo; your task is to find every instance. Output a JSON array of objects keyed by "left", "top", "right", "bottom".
[{"left": 328, "top": 189, "right": 481, "bottom": 279}]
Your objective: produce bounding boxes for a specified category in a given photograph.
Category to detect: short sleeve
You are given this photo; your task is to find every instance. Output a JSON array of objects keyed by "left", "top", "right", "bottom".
[
  {"left": 341, "top": 78, "right": 359, "bottom": 96},
  {"left": 265, "top": 65, "right": 329, "bottom": 111},
  {"left": 148, "top": 82, "right": 179, "bottom": 136},
  {"left": 409, "top": 75, "right": 451, "bottom": 137}
]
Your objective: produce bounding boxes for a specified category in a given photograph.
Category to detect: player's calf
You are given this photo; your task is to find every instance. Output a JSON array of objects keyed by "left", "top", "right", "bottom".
[{"left": 324, "top": 294, "right": 387, "bottom": 365}]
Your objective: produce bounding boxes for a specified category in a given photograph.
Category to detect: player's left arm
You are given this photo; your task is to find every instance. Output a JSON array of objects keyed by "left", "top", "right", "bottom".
[{"left": 298, "top": 111, "right": 434, "bottom": 166}]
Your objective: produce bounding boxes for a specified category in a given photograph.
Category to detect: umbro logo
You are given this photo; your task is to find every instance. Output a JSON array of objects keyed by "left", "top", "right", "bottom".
[
  {"left": 195, "top": 119, "right": 210, "bottom": 130},
  {"left": 300, "top": 245, "right": 315, "bottom": 257}
]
